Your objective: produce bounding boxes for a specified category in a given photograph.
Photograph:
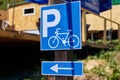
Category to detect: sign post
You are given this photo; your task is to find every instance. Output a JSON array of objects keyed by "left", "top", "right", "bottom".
[
  {"left": 49, "top": 0, "right": 70, "bottom": 79},
  {"left": 40, "top": 0, "right": 82, "bottom": 80},
  {"left": 51, "top": 1, "right": 73, "bottom": 80}
]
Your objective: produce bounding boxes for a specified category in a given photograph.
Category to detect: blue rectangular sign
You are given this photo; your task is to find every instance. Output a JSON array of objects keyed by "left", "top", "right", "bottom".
[
  {"left": 67, "top": 0, "right": 111, "bottom": 14},
  {"left": 26, "top": 0, "right": 48, "bottom": 4},
  {"left": 40, "top": 1, "right": 81, "bottom": 51},
  {"left": 100, "top": 0, "right": 112, "bottom": 12},
  {"left": 81, "top": 0, "right": 100, "bottom": 14},
  {"left": 42, "top": 61, "right": 83, "bottom": 76}
]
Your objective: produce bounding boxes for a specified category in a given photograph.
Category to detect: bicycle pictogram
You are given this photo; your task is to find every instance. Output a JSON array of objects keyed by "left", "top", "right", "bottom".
[{"left": 48, "top": 28, "right": 79, "bottom": 49}]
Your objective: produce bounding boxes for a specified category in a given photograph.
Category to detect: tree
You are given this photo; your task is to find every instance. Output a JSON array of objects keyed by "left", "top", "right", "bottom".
[
  {"left": 112, "top": 0, "right": 120, "bottom": 5},
  {"left": 0, "top": 0, "right": 23, "bottom": 10}
]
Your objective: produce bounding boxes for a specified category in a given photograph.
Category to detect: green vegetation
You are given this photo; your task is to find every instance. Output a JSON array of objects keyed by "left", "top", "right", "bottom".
[
  {"left": 0, "top": 0, "right": 13, "bottom": 10},
  {"left": 0, "top": 0, "right": 24, "bottom": 10},
  {"left": 84, "top": 42, "right": 120, "bottom": 80}
]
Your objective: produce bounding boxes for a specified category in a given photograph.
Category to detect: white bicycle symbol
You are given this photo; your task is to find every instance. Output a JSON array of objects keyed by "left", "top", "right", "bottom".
[{"left": 48, "top": 28, "right": 79, "bottom": 49}]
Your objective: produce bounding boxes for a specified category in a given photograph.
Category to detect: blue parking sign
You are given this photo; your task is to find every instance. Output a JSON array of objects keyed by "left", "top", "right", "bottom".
[{"left": 40, "top": 1, "right": 81, "bottom": 51}]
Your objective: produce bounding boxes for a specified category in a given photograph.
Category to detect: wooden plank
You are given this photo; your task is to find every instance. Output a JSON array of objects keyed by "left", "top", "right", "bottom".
[
  {"left": 103, "top": 19, "right": 107, "bottom": 44},
  {"left": 0, "top": 30, "right": 39, "bottom": 41},
  {"left": 82, "top": 10, "right": 87, "bottom": 42},
  {"left": 81, "top": 8, "right": 119, "bottom": 25},
  {"left": 82, "top": 42, "right": 113, "bottom": 49},
  {"left": 118, "top": 24, "right": 120, "bottom": 44},
  {"left": 91, "top": 32, "right": 94, "bottom": 42}
]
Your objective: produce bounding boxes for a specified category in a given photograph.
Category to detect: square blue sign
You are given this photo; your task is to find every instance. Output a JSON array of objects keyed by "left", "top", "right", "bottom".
[{"left": 40, "top": 1, "right": 81, "bottom": 51}]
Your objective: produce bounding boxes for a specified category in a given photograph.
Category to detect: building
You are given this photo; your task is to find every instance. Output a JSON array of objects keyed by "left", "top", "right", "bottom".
[
  {"left": 86, "top": 5, "right": 120, "bottom": 40},
  {"left": 8, "top": 1, "right": 47, "bottom": 32},
  {"left": 7, "top": 1, "right": 120, "bottom": 42}
]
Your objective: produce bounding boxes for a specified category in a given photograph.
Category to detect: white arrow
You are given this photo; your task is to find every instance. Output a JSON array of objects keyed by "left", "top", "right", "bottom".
[{"left": 50, "top": 64, "right": 73, "bottom": 73}]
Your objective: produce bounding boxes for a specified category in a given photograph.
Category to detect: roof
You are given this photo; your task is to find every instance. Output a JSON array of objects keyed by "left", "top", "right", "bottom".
[
  {"left": 8, "top": 1, "right": 47, "bottom": 8},
  {"left": 87, "top": 5, "right": 120, "bottom": 31},
  {"left": 0, "top": 10, "right": 7, "bottom": 20},
  {"left": 8, "top": 1, "right": 30, "bottom": 8}
]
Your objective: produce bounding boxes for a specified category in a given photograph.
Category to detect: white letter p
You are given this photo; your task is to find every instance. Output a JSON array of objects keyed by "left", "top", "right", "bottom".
[{"left": 43, "top": 9, "right": 60, "bottom": 37}]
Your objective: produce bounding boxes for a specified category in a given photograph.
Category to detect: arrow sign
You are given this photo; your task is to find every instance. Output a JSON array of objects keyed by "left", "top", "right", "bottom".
[
  {"left": 50, "top": 64, "right": 73, "bottom": 73},
  {"left": 42, "top": 61, "right": 83, "bottom": 76}
]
